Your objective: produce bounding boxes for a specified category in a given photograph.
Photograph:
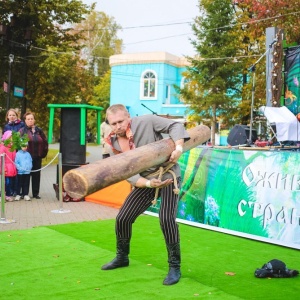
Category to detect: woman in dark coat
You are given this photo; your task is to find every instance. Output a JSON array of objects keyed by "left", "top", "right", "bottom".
[{"left": 19, "top": 112, "right": 48, "bottom": 199}]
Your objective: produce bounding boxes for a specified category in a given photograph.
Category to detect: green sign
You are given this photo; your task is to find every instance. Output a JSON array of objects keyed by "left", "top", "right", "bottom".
[
  {"left": 147, "top": 147, "right": 300, "bottom": 250},
  {"left": 13, "top": 86, "right": 24, "bottom": 97}
]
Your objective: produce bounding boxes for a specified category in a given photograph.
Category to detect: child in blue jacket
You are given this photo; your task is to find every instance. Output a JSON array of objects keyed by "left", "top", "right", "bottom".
[{"left": 15, "top": 143, "right": 32, "bottom": 201}]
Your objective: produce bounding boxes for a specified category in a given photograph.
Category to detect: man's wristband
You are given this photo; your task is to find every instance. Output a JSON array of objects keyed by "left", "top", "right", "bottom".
[
  {"left": 175, "top": 145, "right": 183, "bottom": 153},
  {"left": 145, "top": 180, "right": 152, "bottom": 188}
]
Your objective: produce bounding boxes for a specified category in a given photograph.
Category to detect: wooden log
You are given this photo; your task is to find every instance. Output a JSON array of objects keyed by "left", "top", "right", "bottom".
[{"left": 63, "top": 125, "right": 211, "bottom": 199}]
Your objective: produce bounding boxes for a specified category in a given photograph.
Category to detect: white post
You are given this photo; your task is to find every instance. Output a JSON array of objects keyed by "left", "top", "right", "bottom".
[{"left": 51, "top": 153, "right": 71, "bottom": 214}]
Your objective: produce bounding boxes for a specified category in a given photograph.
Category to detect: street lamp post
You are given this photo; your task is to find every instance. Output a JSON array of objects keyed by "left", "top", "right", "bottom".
[
  {"left": 0, "top": 17, "right": 32, "bottom": 114},
  {"left": 7, "top": 53, "right": 14, "bottom": 111},
  {"left": 21, "top": 29, "right": 32, "bottom": 117}
]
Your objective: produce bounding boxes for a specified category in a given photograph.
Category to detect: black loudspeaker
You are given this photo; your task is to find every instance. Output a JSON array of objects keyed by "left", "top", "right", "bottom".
[
  {"left": 60, "top": 108, "right": 86, "bottom": 164},
  {"left": 227, "top": 125, "right": 257, "bottom": 146}
]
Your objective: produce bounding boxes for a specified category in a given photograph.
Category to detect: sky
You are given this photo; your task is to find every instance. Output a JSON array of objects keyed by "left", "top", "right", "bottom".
[{"left": 82, "top": 0, "right": 199, "bottom": 57}]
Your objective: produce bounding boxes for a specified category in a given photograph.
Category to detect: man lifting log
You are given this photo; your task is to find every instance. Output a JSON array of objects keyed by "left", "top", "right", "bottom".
[
  {"left": 101, "top": 104, "right": 190, "bottom": 285},
  {"left": 63, "top": 104, "right": 211, "bottom": 285}
]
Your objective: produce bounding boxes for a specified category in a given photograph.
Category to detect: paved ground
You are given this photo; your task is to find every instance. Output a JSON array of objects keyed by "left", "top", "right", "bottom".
[{"left": 0, "top": 144, "right": 119, "bottom": 231}]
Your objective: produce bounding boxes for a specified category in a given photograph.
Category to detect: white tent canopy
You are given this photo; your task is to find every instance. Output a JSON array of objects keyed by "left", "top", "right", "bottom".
[{"left": 259, "top": 106, "right": 300, "bottom": 142}]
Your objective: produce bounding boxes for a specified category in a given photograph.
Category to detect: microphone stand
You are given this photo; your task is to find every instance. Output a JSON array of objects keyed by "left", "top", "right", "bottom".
[{"left": 248, "top": 39, "right": 277, "bottom": 145}]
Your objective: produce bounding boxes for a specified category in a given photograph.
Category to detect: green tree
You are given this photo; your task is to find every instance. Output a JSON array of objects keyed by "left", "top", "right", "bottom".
[
  {"left": 27, "top": 46, "right": 93, "bottom": 134},
  {"left": 181, "top": 0, "right": 300, "bottom": 143},
  {"left": 0, "top": 0, "right": 91, "bottom": 130},
  {"left": 181, "top": 0, "right": 243, "bottom": 144},
  {"left": 72, "top": 11, "right": 122, "bottom": 139},
  {"left": 91, "top": 70, "right": 111, "bottom": 112},
  {"left": 87, "top": 69, "right": 111, "bottom": 139},
  {"left": 233, "top": 0, "right": 300, "bottom": 114},
  {"left": 73, "top": 11, "right": 122, "bottom": 79},
  {"left": 235, "top": 0, "right": 300, "bottom": 45}
]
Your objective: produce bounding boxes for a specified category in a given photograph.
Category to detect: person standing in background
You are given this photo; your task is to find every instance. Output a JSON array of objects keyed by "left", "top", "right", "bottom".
[
  {"left": 100, "top": 119, "right": 112, "bottom": 159},
  {"left": 19, "top": 112, "right": 48, "bottom": 199},
  {"left": 3, "top": 108, "right": 25, "bottom": 196},
  {"left": 3, "top": 108, "right": 25, "bottom": 133},
  {"left": 15, "top": 143, "right": 33, "bottom": 201},
  {"left": 101, "top": 104, "right": 190, "bottom": 286},
  {"left": 0, "top": 130, "right": 17, "bottom": 202}
]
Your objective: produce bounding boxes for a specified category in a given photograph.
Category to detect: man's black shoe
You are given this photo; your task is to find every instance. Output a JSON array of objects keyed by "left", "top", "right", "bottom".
[
  {"left": 163, "top": 267, "right": 181, "bottom": 285},
  {"left": 101, "top": 257, "right": 129, "bottom": 270},
  {"left": 34, "top": 195, "right": 41, "bottom": 199}
]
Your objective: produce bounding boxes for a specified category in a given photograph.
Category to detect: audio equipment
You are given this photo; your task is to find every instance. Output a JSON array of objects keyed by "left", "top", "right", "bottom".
[{"left": 227, "top": 125, "right": 257, "bottom": 146}]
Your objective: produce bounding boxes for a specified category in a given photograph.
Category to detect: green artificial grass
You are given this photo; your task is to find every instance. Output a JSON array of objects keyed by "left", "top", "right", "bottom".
[{"left": 0, "top": 215, "right": 299, "bottom": 299}]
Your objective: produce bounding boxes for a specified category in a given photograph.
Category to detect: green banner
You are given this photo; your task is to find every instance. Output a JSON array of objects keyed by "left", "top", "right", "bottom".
[
  {"left": 147, "top": 147, "right": 300, "bottom": 249},
  {"left": 284, "top": 46, "right": 300, "bottom": 114}
]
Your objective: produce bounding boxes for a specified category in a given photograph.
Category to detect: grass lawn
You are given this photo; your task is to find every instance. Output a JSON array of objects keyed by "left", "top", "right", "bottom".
[{"left": 1, "top": 216, "right": 299, "bottom": 299}]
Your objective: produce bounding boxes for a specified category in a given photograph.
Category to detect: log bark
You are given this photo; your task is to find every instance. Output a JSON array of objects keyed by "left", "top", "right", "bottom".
[{"left": 63, "top": 125, "right": 211, "bottom": 199}]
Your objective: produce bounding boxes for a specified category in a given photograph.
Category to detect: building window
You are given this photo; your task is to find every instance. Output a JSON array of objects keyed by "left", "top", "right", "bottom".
[
  {"left": 180, "top": 76, "right": 189, "bottom": 89},
  {"left": 140, "top": 70, "right": 157, "bottom": 99},
  {"left": 164, "top": 84, "right": 170, "bottom": 104}
]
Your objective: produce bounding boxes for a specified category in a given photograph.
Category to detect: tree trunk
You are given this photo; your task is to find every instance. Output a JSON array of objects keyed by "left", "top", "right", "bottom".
[{"left": 63, "top": 124, "right": 211, "bottom": 199}]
